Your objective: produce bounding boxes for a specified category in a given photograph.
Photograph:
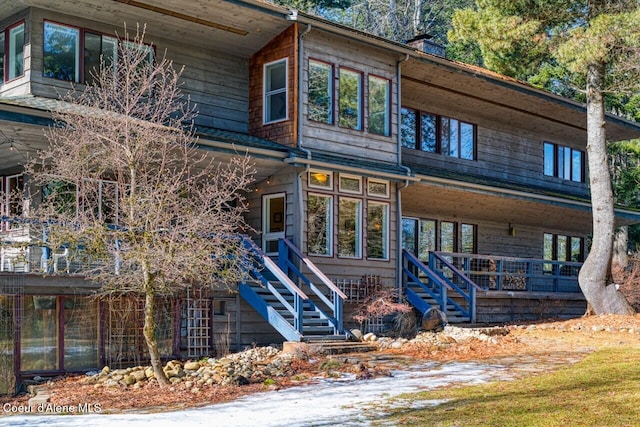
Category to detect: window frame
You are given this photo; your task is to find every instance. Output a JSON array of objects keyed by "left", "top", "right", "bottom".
[
  {"left": 338, "top": 67, "right": 363, "bottom": 131},
  {"left": 337, "top": 196, "right": 362, "bottom": 259},
  {"left": 367, "top": 178, "right": 390, "bottom": 198},
  {"left": 366, "top": 201, "right": 389, "bottom": 261},
  {"left": 308, "top": 169, "right": 333, "bottom": 190},
  {"left": 263, "top": 58, "right": 288, "bottom": 124},
  {"left": 544, "top": 141, "right": 585, "bottom": 183},
  {"left": 307, "top": 58, "right": 334, "bottom": 125},
  {"left": 307, "top": 192, "right": 333, "bottom": 257},
  {"left": 83, "top": 31, "right": 119, "bottom": 84},
  {"left": 6, "top": 21, "right": 25, "bottom": 82},
  {"left": 367, "top": 74, "right": 391, "bottom": 136},
  {"left": 338, "top": 173, "right": 362, "bottom": 195},
  {"left": 43, "top": 20, "right": 81, "bottom": 82}
]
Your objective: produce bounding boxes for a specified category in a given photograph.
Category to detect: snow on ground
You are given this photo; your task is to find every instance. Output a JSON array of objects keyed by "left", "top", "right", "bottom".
[{"left": 1, "top": 360, "right": 508, "bottom": 427}]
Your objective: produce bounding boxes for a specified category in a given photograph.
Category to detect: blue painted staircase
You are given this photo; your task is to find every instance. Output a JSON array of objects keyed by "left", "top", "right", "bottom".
[
  {"left": 402, "top": 249, "right": 482, "bottom": 323},
  {"left": 239, "top": 238, "right": 346, "bottom": 342}
]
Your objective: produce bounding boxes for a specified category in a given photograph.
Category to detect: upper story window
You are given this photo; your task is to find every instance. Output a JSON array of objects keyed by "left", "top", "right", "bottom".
[
  {"left": 338, "top": 68, "right": 362, "bottom": 130},
  {"left": 263, "top": 58, "right": 288, "bottom": 124},
  {"left": 308, "top": 59, "right": 333, "bottom": 124},
  {"left": 0, "top": 22, "right": 26, "bottom": 83},
  {"left": 544, "top": 142, "right": 584, "bottom": 182},
  {"left": 401, "top": 107, "right": 476, "bottom": 160},
  {"left": 368, "top": 75, "right": 390, "bottom": 136},
  {"left": 43, "top": 21, "right": 154, "bottom": 84}
]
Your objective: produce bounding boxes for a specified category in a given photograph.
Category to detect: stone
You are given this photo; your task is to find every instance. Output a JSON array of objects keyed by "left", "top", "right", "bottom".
[
  {"left": 390, "top": 341, "right": 403, "bottom": 349},
  {"left": 184, "top": 361, "right": 200, "bottom": 371},
  {"left": 122, "top": 375, "right": 136, "bottom": 386},
  {"left": 131, "top": 370, "right": 147, "bottom": 382},
  {"left": 350, "top": 329, "right": 364, "bottom": 341},
  {"left": 421, "top": 307, "right": 448, "bottom": 332},
  {"left": 145, "top": 367, "right": 155, "bottom": 379}
]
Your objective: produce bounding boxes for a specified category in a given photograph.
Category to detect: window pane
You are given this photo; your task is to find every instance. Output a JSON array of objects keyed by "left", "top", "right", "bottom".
[
  {"left": 448, "top": 119, "right": 459, "bottom": 158},
  {"left": 461, "top": 223, "right": 475, "bottom": 253},
  {"left": 557, "top": 235, "right": 567, "bottom": 262},
  {"left": 264, "top": 60, "right": 287, "bottom": 123},
  {"left": 339, "top": 175, "right": 361, "bottom": 193},
  {"left": 367, "top": 202, "right": 388, "bottom": 259},
  {"left": 418, "top": 219, "right": 436, "bottom": 261},
  {"left": 544, "top": 143, "right": 555, "bottom": 176},
  {"left": 308, "top": 60, "right": 332, "bottom": 124},
  {"left": 572, "top": 150, "right": 582, "bottom": 182},
  {"left": 21, "top": 296, "right": 59, "bottom": 371},
  {"left": 44, "top": 22, "right": 80, "bottom": 81},
  {"left": 367, "top": 179, "right": 389, "bottom": 197},
  {"left": 421, "top": 113, "right": 437, "bottom": 152},
  {"left": 570, "top": 237, "right": 582, "bottom": 262},
  {"left": 402, "top": 218, "right": 417, "bottom": 254},
  {"left": 308, "top": 194, "right": 331, "bottom": 256},
  {"left": 339, "top": 69, "right": 361, "bottom": 130},
  {"left": 8, "top": 24, "right": 25, "bottom": 80},
  {"left": 83, "top": 33, "right": 102, "bottom": 84},
  {"left": 308, "top": 171, "right": 332, "bottom": 189},
  {"left": 64, "top": 297, "right": 99, "bottom": 370},
  {"left": 543, "top": 233, "right": 553, "bottom": 272},
  {"left": 0, "top": 33, "right": 4, "bottom": 82},
  {"left": 563, "top": 147, "right": 572, "bottom": 180},
  {"left": 368, "top": 76, "right": 389, "bottom": 135},
  {"left": 440, "top": 221, "right": 455, "bottom": 252},
  {"left": 460, "top": 122, "right": 474, "bottom": 160},
  {"left": 338, "top": 198, "right": 361, "bottom": 257},
  {"left": 557, "top": 145, "right": 565, "bottom": 178},
  {"left": 401, "top": 108, "right": 416, "bottom": 148}
]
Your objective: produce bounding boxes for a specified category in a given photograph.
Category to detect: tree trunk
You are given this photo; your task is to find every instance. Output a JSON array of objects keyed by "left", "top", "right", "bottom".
[
  {"left": 142, "top": 273, "right": 171, "bottom": 386},
  {"left": 578, "top": 61, "right": 634, "bottom": 314},
  {"left": 613, "top": 226, "right": 629, "bottom": 268}
]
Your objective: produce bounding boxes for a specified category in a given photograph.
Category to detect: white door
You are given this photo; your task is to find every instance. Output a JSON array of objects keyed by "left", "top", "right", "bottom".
[{"left": 262, "top": 193, "right": 285, "bottom": 254}]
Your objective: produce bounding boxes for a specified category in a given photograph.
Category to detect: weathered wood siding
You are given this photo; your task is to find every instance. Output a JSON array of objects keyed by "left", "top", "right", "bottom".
[
  {"left": 475, "top": 291, "right": 587, "bottom": 323},
  {"left": 402, "top": 84, "right": 589, "bottom": 197},
  {"left": 248, "top": 24, "right": 298, "bottom": 147},
  {"left": 25, "top": 8, "right": 250, "bottom": 133},
  {"left": 301, "top": 30, "right": 399, "bottom": 163}
]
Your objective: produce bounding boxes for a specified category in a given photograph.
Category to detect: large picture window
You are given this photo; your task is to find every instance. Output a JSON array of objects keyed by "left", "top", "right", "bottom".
[
  {"left": 368, "top": 75, "right": 390, "bottom": 136},
  {"left": 544, "top": 142, "right": 584, "bottom": 182},
  {"left": 308, "top": 59, "right": 333, "bottom": 124},
  {"left": 401, "top": 108, "right": 476, "bottom": 160},
  {"left": 338, "top": 197, "right": 362, "bottom": 258},
  {"left": 264, "top": 58, "right": 288, "bottom": 124},
  {"left": 402, "top": 217, "right": 476, "bottom": 261},
  {"left": 367, "top": 202, "right": 388, "bottom": 260},
  {"left": 44, "top": 21, "right": 80, "bottom": 82},
  {"left": 339, "top": 68, "right": 362, "bottom": 130},
  {"left": 308, "top": 194, "right": 332, "bottom": 256},
  {"left": 0, "top": 22, "right": 25, "bottom": 83}
]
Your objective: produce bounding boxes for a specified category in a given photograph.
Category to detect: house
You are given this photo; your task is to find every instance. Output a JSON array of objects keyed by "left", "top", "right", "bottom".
[{"left": 1, "top": 0, "right": 639, "bottom": 394}]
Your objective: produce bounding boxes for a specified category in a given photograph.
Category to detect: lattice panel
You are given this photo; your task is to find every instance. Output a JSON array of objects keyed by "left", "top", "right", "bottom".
[
  {"left": 181, "top": 287, "right": 211, "bottom": 358},
  {"left": 0, "top": 275, "right": 21, "bottom": 394}
]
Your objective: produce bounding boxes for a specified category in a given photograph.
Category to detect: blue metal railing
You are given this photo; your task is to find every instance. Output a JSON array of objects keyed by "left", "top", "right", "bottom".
[{"left": 278, "top": 238, "right": 346, "bottom": 335}]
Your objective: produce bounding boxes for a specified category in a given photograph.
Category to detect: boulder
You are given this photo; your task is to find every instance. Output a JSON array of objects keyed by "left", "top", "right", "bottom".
[
  {"left": 183, "top": 361, "right": 201, "bottom": 371},
  {"left": 421, "top": 307, "right": 447, "bottom": 332}
]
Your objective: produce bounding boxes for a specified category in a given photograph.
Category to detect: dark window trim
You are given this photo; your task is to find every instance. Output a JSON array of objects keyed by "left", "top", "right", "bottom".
[
  {"left": 307, "top": 57, "right": 335, "bottom": 125},
  {"left": 544, "top": 141, "right": 585, "bottom": 183},
  {"left": 338, "top": 66, "right": 364, "bottom": 132},
  {"left": 1, "top": 20, "right": 26, "bottom": 84},
  {"left": 367, "top": 73, "right": 392, "bottom": 137}
]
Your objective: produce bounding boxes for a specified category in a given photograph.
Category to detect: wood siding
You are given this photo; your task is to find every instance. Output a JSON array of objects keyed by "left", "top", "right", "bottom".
[
  {"left": 0, "top": 9, "right": 32, "bottom": 98},
  {"left": 301, "top": 30, "right": 399, "bottom": 164},
  {"left": 248, "top": 24, "right": 298, "bottom": 147}
]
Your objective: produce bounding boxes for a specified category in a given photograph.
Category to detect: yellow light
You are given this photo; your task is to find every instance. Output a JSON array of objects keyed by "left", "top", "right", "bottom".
[{"left": 311, "top": 173, "right": 328, "bottom": 184}]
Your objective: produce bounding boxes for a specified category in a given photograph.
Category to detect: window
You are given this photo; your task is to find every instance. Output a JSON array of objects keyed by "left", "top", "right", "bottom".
[
  {"left": 338, "top": 197, "right": 362, "bottom": 258},
  {"left": 1, "top": 22, "right": 25, "bottom": 83},
  {"left": 402, "top": 217, "right": 476, "bottom": 261},
  {"left": 401, "top": 108, "right": 476, "bottom": 160},
  {"left": 339, "top": 68, "right": 362, "bottom": 130},
  {"left": 262, "top": 193, "right": 285, "bottom": 254},
  {"left": 368, "top": 75, "right": 390, "bottom": 136},
  {"left": 367, "top": 179, "right": 389, "bottom": 198},
  {"left": 338, "top": 174, "right": 361, "bottom": 194},
  {"left": 264, "top": 59, "right": 288, "bottom": 123},
  {"left": 367, "top": 202, "right": 388, "bottom": 260},
  {"left": 544, "top": 233, "right": 584, "bottom": 263},
  {"left": 308, "top": 170, "right": 332, "bottom": 190},
  {"left": 84, "top": 32, "right": 118, "bottom": 84},
  {"left": 1, "top": 174, "right": 24, "bottom": 230},
  {"left": 44, "top": 21, "right": 80, "bottom": 82},
  {"left": 308, "top": 59, "right": 333, "bottom": 124},
  {"left": 308, "top": 194, "right": 332, "bottom": 256},
  {"left": 544, "top": 142, "right": 584, "bottom": 182}
]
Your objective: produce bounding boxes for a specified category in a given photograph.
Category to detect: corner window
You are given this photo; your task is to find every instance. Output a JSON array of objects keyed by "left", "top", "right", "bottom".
[
  {"left": 339, "top": 68, "right": 362, "bottom": 130},
  {"left": 264, "top": 58, "right": 288, "bottom": 124},
  {"left": 401, "top": 107, "right": 476, "bottom": 160},
  {"left": 338, "top": 197, "right": 362, "bottom": 258},
  {"left": 84, "top": 32, "right": 118, "bottom": 84},
  {"left": 308, "top": 59, "right": 333, "bottom": 124},
  {"left": 544, "top": 142, "right": 584, "bottom": 182},
  {"left": 308, "top": 194, "right": 332, "bottom": 256},
  {"left": 367, "top": 202, "right": 388, "bottom": 260},
  {"left": 1, "top": 22, "right": 25, "bottom": 83},
  {"left": 44, "top": 21, "right": 80, "bottom": 82},
  {"left": 368, "top": 75, "right": 390, "bottom": 136}
]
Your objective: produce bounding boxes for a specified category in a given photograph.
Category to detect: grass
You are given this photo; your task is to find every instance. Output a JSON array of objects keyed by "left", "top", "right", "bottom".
[{"left": 380, "top": 346, "right": 640, "bottom": 427}]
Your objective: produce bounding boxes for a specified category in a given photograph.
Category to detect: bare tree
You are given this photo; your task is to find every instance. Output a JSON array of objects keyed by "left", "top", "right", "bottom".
[{"left": 26, "top": 26, "right": 254, "bottom": 386}]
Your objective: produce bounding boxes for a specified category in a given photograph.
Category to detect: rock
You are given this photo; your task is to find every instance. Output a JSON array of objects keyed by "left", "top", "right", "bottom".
[
  {"left": 390, "top": 341, "right": 403, "bottom": 349},
  {"left": 421, "top": 307, "right": 447, "bottom": 332},
  {"left": 101, "top": 366, "right": 110, "bottom": 375},
  {"left": 184, "top": 361, "right": 200, "bottom": 371},
  {"left": 350, "top": 329, "right": 364, "bottom": 341},
  {"left": 363, "top": 332, "right": 378, "bottom": 342},
  {"left": 132, "top": 370, "right": 147, "bottom": 382},
  {"left": 145, "top": 367, "right": 155, "bottom": 379},
  {"left": 122, "top": 375, "right": 136, "bottom": 386},
  {"left": 592, "top": 325, "right": 605, "bottom": 332}
]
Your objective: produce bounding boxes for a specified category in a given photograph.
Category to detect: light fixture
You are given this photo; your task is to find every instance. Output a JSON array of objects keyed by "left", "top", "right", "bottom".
[
  {"left": 9, "top": 142, "right": 14, "bottom": 151},
  {"left": 508, "top": 223, "right": 516, "bottom": 236},
  {"left": 266, "top": 176, "right": 271, "bottom": 185}
]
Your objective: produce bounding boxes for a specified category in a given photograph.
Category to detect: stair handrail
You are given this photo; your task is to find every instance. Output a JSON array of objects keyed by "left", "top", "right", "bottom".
[
  {"left": 242, "top": 237, "right": 308, "bottom": 300},
  {"left": 431, "top": 252, "right": 483, "bottom": 292},
  {"left": 403, "top": 249, "right": 452, "bottom": 291},
  {"left": 280, "top": 238, "right": 347, "bottom": 300}
]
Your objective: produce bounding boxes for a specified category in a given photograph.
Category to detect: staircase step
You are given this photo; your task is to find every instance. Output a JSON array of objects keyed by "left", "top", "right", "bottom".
[{"left": 304, "top": 340, "right": 378, "bottom": 355}]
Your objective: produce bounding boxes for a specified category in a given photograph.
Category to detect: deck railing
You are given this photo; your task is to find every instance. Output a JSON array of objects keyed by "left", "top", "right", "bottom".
[{"left": 432, "top": 252, "right": 582, "bottom": 293}]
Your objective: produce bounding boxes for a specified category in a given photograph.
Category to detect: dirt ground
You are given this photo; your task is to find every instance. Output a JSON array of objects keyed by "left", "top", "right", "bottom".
[{"left": 2, "top": 313, "right": 640, "bottom": 415}]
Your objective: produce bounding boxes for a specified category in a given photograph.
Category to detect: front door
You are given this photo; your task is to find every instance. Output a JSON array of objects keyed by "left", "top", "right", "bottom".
[{"left": 262, "top": 193, "right": 285, "bottom": 254}]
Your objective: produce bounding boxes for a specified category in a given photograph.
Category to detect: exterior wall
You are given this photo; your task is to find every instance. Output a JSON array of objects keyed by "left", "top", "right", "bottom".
[
  {"left": 248, "top": 24, "right": 298, "bottom": 147},
  {"left": 402, "top": 91, "right": 589, "bottom": 198},
  {"left": 475, "top": 292, "right": 587, "bottom": 323},
  {"left": 24, "top": 8, "right": 250, "bottom": 133},
  {"left": 0, "top": 9, "right": 32, "bottom": 98},
  {"left": 301, "top": 30, "right": 399, "bottom": 164}
]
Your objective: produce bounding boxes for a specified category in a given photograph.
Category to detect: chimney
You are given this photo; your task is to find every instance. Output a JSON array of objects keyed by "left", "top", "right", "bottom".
[{"left": 406, "top": 34, "right": 446, "bottom": 58}]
